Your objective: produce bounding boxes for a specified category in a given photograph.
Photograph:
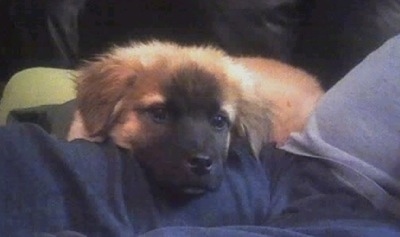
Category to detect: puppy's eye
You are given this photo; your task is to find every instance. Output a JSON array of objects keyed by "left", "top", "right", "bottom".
[
  {"left": 210, "top": 114, "right": 229, "bottom": 130},
  {"left": 148, "top": 107, "right": 169, "bottom": 124}
]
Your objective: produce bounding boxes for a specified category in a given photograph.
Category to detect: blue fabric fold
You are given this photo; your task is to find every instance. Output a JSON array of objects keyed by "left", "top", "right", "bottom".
[{"left": 282, "top": 34, "right": 400, "bottom": 217}]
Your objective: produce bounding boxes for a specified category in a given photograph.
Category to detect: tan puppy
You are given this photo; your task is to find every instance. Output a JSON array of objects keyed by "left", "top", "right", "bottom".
[{"left": 67, "top": 41, "right": 322, "bottom": 194}]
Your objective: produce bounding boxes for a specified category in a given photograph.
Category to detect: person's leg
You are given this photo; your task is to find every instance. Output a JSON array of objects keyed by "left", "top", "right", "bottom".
[{"left": 282, "top": 34, "right": 400, "bottom": 217}]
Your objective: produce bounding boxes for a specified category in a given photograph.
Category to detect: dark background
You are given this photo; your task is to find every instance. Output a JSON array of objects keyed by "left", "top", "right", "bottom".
[{"left": 1, "top": 0, "right": 400, "bottom": 89}]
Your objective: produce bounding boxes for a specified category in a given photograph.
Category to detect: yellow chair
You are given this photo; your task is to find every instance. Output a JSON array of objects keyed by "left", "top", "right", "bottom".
[{"left": 0, "top": 67, "right": 76, "bottom": 125}]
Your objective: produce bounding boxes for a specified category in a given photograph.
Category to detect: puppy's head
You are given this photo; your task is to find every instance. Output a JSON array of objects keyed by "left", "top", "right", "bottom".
[{"left": 72, "top": 41, "right": 245, "bottom": 194}]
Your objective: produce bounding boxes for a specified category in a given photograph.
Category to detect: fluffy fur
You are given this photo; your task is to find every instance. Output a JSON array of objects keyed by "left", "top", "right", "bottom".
[
  {"left": 234, "top": 57, "right": 323, "bottom": 148},
  {"left": 67, "top": 41, "right": 323, "bottom": 194}
]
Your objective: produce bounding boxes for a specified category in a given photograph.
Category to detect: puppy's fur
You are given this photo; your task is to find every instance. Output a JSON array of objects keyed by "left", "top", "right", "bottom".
[
  {"left": 67, "top": 41, "right": 323, "bottom": 194},
  {"left": 234, "top": 57, "right": 323, "bottom": 148}
]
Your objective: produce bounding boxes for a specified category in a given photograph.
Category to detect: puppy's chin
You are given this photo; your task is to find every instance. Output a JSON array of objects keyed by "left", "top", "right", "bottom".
[
  {"left": 141, "top": 161, "right": 224, "bottom": 197},
  {"left": 180, "top": 177, "right": 222, "bottom": 195},
  {"left": 158, "top": 177, "right": 223, "bottom": 198},
  {"left": 182, "top": 187, "right": 208, "bottom": 195}
]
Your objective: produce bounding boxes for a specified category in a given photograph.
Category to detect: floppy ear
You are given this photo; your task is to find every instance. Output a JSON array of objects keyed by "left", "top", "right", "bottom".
[
  {"left": 231, "top": 56, "right": 323, "bottom": 158},
  {"left": 233, "top": 96, "right": 274, "bottom": 159},
  {"left": 226, "top": 58, "right": 275, "bottom": 159},
  {"left": 73, "top": 56, "right": 140, "bottom": 139}
]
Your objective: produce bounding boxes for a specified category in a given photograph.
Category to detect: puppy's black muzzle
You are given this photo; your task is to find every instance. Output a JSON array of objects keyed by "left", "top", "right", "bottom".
[{"left": 137, "top": 116, "right": 228, "bottom": 196}]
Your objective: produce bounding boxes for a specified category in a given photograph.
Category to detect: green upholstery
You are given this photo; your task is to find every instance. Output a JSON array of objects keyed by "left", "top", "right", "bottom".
[{"left": 0, "top": 67, "right": 77, "bottom": 125}]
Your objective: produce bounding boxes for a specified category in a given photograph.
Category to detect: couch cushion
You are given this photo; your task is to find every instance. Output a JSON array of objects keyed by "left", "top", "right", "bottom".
[{"left": 0, "top": 67, "right": 76, "bottom": 125}]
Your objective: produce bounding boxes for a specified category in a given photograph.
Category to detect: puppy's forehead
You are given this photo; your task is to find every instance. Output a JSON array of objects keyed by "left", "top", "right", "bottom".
[{"left": 162, "top": 64, "right": 224, "bottom": 110}]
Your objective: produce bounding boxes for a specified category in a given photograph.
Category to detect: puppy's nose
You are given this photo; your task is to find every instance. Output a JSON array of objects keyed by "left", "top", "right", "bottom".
[{"left": 188, "top": 154, "right": 213, "bottom": 176}]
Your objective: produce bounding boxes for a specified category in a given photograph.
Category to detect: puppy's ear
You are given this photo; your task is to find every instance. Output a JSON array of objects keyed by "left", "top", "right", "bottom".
[
  {"left": 74, "top": 56, "right": 139, "bottom": 138},
  {"left": 233, "top": 97, "right": 274, "bottom": 159}
]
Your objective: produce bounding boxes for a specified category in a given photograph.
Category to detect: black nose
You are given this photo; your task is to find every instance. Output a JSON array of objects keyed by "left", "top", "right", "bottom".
[{"left": 188, "top": 154, "right": 213, "bottom": 176}]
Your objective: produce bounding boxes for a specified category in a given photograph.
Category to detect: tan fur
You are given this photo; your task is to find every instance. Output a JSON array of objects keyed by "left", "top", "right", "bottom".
[
  {"left": 67, "top": 41, "right": 323, "bottom": 159},
  {"left": 234, "top": 57, "right": 324, "bottom": 148},
  {"left": 67, "top": 41, "right": 243, "bottom": 150}
]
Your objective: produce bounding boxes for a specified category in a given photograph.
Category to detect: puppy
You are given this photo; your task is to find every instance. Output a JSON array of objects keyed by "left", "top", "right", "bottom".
[
  {"left": 67, "top": 41, "right": 322, "bottom": 194},
  {"left": 68, "top": 41, "right": 249, "bottom": 194}
]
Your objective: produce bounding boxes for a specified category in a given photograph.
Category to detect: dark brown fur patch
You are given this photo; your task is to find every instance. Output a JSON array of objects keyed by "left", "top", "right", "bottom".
[{"left": 163, "top": 64, "right": 224, "bottom": 116}]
